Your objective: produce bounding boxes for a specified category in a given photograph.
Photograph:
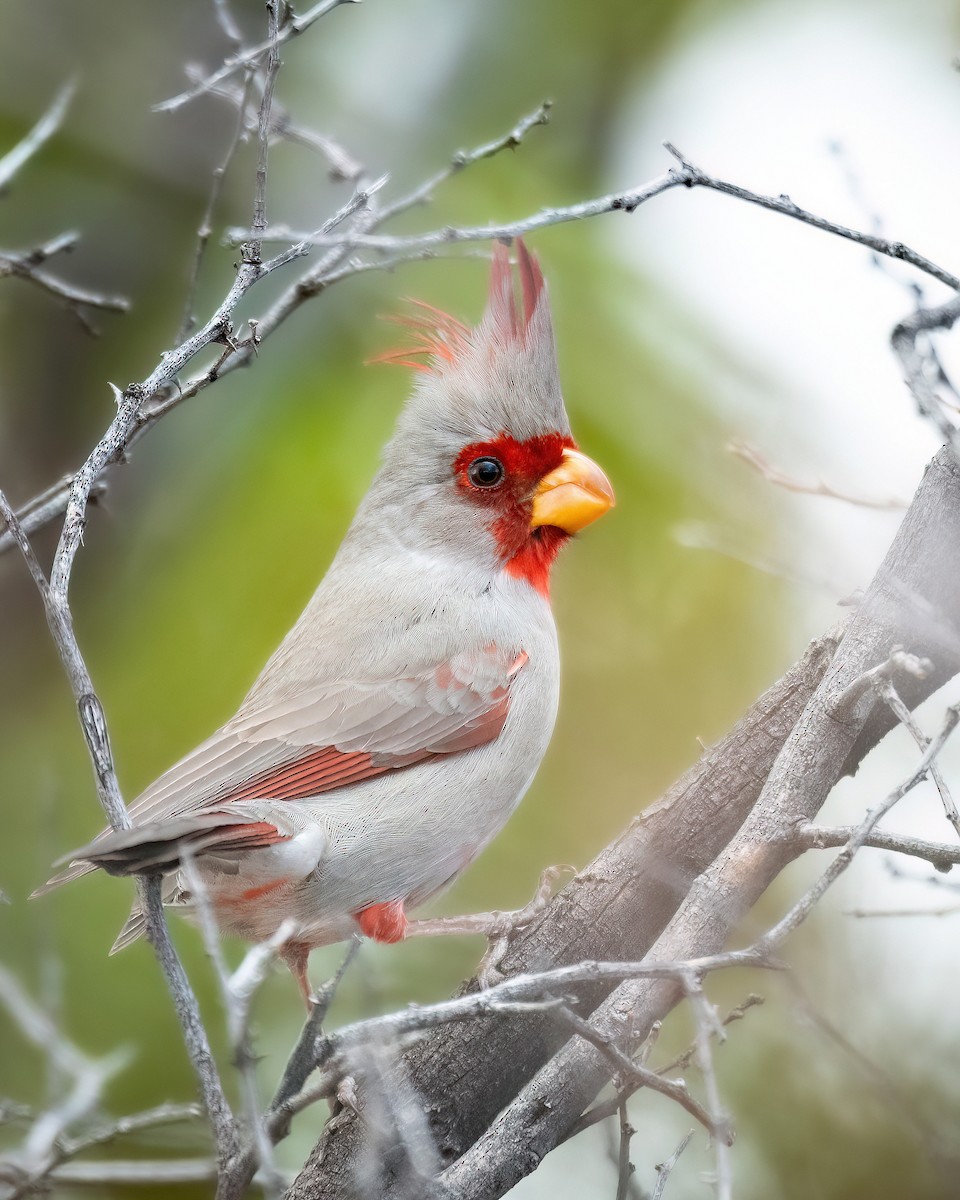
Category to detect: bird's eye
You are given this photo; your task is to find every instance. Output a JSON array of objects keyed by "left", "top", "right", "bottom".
[{"left": 467, "top": 457, "right": 505, "bottom": 488}]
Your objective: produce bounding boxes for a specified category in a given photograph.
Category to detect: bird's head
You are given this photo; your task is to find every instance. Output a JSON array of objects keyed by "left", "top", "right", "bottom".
[{"left": 364, "top": 240, "right": 614, "bottom": 597}]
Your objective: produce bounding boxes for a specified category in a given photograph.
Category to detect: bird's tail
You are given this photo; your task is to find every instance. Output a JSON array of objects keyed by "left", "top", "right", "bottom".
[{"left": 31, "top": 858, "right": 98, "bottom": 898}]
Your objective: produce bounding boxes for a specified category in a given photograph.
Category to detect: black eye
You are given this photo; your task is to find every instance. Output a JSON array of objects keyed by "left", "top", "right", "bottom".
[{"left": 467, "top": 457, "right": 504, "bottom": 488}]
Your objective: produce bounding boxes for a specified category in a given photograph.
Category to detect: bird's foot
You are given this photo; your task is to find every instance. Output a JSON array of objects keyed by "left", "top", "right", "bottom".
[
  {"left": 405, "top": 865, "right": 574, "bottom": 987},
  {"left": 324, "top": 1074, "right": 360, "bottom": 1138}
]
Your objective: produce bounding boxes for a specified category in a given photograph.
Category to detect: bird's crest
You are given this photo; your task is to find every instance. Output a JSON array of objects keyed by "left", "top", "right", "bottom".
[{"left": 372, "top": 239, "right": 548, "bottom": 372}]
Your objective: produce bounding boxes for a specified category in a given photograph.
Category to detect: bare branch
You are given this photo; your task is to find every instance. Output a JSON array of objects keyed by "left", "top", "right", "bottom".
[
  {"left": 227, "top": 166, "right": 684, "bottom": 251},
  {"left": 652, "top": 1131, "right": 694, "bottom": 1200},
  {"left": 756, "top": 702, "right": 960, "bottom": 952},
  {"left": 377, "top": 100, "right": 552, "bottom": 224},
  {"left": 177, "top": 68, "right": 255, "bottom": 342},
  {"left": 729, "top": 439, "right": 907, "bottom": 510},
  {"left": 877, "top": 678, "right": 960, "bottom": 839},
  {"left": 154, "top": 0, "right": 358, "bottom": 114},
  {"left": 614, "top": 1097, "right": 636, "bottom": 1200},
  {"left": 662, "top": 142, "right": 960, "bottom": 290},
  {"left": 0, "top": 965, "right": 126, "bottom": 1194},
  {"left": 683, "top": 975, "right": 731, "bottom": 1200},
  {"left": 0, "top": 80, "right": 75, "bottom": 191},
  {"left": 212, "top": 0, "right": 244, "bottom": 51},
  {"left": 0, "top": 233, "right": 128, "bottom": 323},
  {"left": 139, "top": 874, "right": 237, "bottom": 1167},
  {"left": 790, "top": 823, "right": 960, "bottom": 871},
  {"left": 395, "top": 450, "right": 960, "bottom": 1200},
  {"left": 50, "top": 1158, "right": 218, "bottom": 1186},
  {"left": 556, "top": 1006, "right": 723, "bottom": 1140},
  {"left": 248, "top": 0, "right": 283, "bottom": 265},
  {"left": 59, "top": 1102, "right": 202, "bottom": 1158},
  {"left": 188, "top": 66, "right": 363, "bottom": 183},
  {"left": 891, "top": 294, "right": 960, "bottom": 458}
]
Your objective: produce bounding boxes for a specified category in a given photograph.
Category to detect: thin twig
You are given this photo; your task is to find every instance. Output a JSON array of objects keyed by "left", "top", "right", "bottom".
[
  {"left": 155, "top": 0, "right": 357, "bottom": 113},
  {"left": 756, "top": 703, "right": 960, "bottom": 952},
  {"left": 729, "top": 439, "right": 907, "bottom": 510},
  {"left": 187, "top": 66, "right": 363, "bottom": 182},
  {"left": 0, "top": 234, "right": 129, "bottom": 320},
  {"left": 212, "top": 0, "right": 244, "bottom": 50},
  {"left": 247, "top": 0, "right": 282, "bottom": 265},
  {"left": 790, "top": 824, "right": 960, "bottom": 872},
  {"left": 891, "top": 295, "right": 960, "bottom": 459},
  {"left": 652, "top": 1131, "right": 694, "bottom": 1200},
  {"left": 877, "top": 678, "right": 960, "bottom": 839},
  {"left": 50, "top": 1158, "right": 219, "bottom": 1186},
  {"left": 138, "top": 874, "right": 238, "bottom": 1168},
  {"left": 682, "top": 974, "right": 732, "bottom": 1200},
  {"left": 662, "top": 142, "right": 960, "bottom": 290},
  {"left": 376, "top": 99, "right": 552, "bottom": 224},
  {"left": 0, "top": 80, "right": 75, "bottom": 191},
  {"left": 177, "top": 68, "right": 255, "bottom": 342},
  {"left": 557, "top": 1007, "right": 722, "bottom": 1139},
  {"left": 614, "top": 1095, "right": 636, "bottom": 1200},
  {"left": 59, "top": 1102, "right": 202, "bottom": 1157},
  {"left": 226, "top": 167, "right": 684, "bottom": 250},
  {"left": 0, "top": 966, "right": 128, "bottom": 1198}
]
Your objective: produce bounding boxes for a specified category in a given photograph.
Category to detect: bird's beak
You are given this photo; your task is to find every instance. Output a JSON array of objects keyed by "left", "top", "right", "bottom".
[{"left": 530, "top": 448, "right": 615, "bottom": 534}]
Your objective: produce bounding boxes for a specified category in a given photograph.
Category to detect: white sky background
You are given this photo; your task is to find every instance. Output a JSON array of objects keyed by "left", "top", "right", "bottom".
[{"left": 517, "top": 1, "right": 960, "bottom": 1196}]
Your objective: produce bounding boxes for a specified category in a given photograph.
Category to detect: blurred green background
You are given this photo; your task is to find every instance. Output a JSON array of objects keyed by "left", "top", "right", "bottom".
[{"left": 2, "top": 1, "right": 959, "bottom": 1197}]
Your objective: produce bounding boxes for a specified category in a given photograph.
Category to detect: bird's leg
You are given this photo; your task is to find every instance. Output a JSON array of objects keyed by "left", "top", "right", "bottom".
[
  {"left": 281, "top": 939, "right": 315, "bottom": 1010},
  {"left": 404, "top": 865, "right": 574, "bottom": 986}
]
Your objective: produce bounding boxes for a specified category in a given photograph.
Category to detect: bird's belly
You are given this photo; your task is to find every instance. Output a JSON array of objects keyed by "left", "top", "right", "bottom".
[{"left": 300, "top": 737, "right": 546, "bottom": 926}]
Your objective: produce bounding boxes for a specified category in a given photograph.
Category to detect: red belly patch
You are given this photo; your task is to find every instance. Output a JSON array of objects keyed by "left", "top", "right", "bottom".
[{"left": 355, "top": 899, "right": 408, "bottom": 943}]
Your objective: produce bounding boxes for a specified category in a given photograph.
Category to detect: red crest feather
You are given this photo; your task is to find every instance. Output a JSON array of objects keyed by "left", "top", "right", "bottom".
[{"left": 372, "top": 239, "right": 546, "bottom": 372}]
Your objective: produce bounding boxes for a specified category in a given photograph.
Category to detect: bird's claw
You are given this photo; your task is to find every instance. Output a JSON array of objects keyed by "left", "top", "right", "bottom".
[{"left": 474, "top": 864, "right": 575, "bottom": 988}]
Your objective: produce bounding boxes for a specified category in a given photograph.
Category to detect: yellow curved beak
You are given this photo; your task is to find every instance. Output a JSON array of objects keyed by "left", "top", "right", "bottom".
[{"left": 530, "top": 448, "right": 615, "bottom": 534}]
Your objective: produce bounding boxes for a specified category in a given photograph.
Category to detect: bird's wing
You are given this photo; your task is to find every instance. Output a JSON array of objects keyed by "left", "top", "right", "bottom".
[
  {"left": 36, "top": 645, "right": 528, "bottom": 892},
  {"left": 133, "top": 644, "right": 528, "bottom": 822}
]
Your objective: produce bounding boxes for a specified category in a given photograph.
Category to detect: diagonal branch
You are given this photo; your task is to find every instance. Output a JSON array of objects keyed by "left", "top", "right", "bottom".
[{"left": 0, "top": 80, "right": 75, "bottom": 191}]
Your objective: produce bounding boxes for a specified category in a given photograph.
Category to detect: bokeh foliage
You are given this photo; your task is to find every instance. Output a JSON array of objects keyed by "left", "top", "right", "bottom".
[{"left": 1, "top": 1, "right": 957, "bottom": 1196}]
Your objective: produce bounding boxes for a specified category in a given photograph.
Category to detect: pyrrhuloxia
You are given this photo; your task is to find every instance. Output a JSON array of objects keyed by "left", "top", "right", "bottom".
[{"left": 37, "top": 240, "right": 614, "bottom": 1001}]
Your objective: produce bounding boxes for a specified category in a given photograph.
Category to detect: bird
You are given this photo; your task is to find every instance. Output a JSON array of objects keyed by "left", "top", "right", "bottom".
[{"left": 36, "top": 239, "right": 615, "bottom": 1004}]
